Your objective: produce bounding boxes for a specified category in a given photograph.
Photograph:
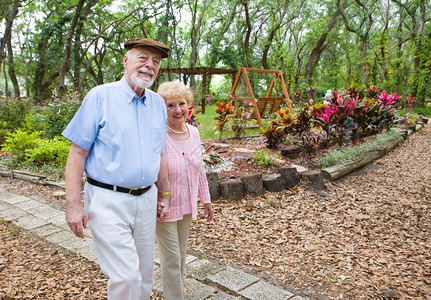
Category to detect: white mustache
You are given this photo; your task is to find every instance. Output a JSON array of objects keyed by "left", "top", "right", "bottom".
[{"left": 138, "top": 68, "right": 154, "bottom": 76}]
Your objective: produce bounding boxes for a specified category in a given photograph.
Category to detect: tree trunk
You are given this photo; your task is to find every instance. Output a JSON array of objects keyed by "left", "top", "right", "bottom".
[
  {"left": 304, "top": 10, "right": 340, "bottom": 85},
  {"left": 58, "top": 0, "right": 86, "bottom": 97},
  {"left": 262, "top": 0, "right": 290, "bottom": 69},
  {"left": 241, "top": 0, "right": 252, "bottom": 67},
  {"left": 6, "top": 38, "right": 19, "bottom": 97},
  {"left": 188, "top": 0, "right": 211, "bottom": 87},
  {"left": 73, "top": 0, "right": 97, "bottom": 95},
  {"left": 0, "top": 0, "right": 19, "bottom": 68}
]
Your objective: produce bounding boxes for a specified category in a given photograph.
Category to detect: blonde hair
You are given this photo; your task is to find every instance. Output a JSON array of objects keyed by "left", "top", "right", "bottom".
[{"left": 156, "top": 81, "right": 194, "bottom": 106}]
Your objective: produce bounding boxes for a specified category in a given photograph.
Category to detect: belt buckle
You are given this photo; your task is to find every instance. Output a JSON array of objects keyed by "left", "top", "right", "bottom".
[{"left": 128, "top": 187, "right": 139, "bottom": 195}]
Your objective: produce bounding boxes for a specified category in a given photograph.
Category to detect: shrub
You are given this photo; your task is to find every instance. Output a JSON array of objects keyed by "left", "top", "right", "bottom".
[
  {"left": 41, "top": 95, "right": 81, "bottom": 139},
  {"left": 0, "top": 97, "right": 33, "bottom": 131},
  {"left": 254, "top": 149, "right": 281, "bottom": 167},
  {"left": 2, "top": 129, "right": 42, "bottom": 161},
  {"left": 24, "top": 136, "right": 70, "bottom": 166},
  {"left": 214, "top": 100, "right": 235, "bottom": 139}
]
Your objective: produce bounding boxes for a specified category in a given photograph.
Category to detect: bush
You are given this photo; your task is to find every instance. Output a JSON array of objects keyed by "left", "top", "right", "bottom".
[
  {"left": 254, "top": 149, "right": 281, "bottom": 167},
  {"left": 414, "top": 102, "right": 431, "bottom": 117},
  {"left": 41, "top": 96, "right": 81, "bottom": 139},
  {"left": 2, "top": 129, "right": 42, "bottom": 161},
  {"left": 24, "top": 136, "right": 70, "bottom": 166},
  {"left": 0, "top": 97, "right": 33, "bottom": 131}
]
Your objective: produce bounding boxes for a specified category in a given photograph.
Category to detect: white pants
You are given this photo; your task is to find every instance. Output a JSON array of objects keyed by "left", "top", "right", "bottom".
[
  {"left": 84, "top": 183, "right": 157, "bottom": 300},
  {"left": 155, "top": 214, "right": 192, "bottom": 300}
]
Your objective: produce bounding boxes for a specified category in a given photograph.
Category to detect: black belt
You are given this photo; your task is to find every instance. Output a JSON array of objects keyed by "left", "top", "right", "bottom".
[{"left": 87, "top": 177, "right": 152, "bottom": 196}]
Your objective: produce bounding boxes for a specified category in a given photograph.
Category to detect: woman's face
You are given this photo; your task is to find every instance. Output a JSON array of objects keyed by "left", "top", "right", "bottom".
[{"left": 165, "top": 97, "right": 188, "bottom": 124}]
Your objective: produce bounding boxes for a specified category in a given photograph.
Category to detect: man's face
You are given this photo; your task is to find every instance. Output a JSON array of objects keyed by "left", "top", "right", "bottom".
[{"left": 123, "top": 47, "right": 162, "bottom": 91}]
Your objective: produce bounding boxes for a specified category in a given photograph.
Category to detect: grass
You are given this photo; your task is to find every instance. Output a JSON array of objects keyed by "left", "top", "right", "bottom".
[
  {"left": 320, "top": 129, "right": 402, "bottom": 168},
  {"left": 194, "top": 104, "right": 262, "bottom": 139}
]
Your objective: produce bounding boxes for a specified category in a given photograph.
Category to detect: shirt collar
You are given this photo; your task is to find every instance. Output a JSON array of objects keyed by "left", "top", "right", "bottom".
[{"left": 120, "top": 76, "right": 146, "bottom": 104}]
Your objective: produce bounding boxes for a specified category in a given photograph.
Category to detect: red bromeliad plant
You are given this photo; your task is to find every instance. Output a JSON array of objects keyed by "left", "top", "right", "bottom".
[
  {"left": 319, "top": 91, "right": 360, "bottom": 146},
  {"left": 214, "top": 101, "right": 235, "bottom": 139},
  {"left": 292, "top": 105, "right": 324, "bottom": 158},
  {"left": 314, "top": 105, "right": 339, "bottom": 146},
  {"left": 377, "top": 91, "right": 401, "bottom": 107},
  {"left": 186, "top": 105, "right": 202, "bottom": 127}
]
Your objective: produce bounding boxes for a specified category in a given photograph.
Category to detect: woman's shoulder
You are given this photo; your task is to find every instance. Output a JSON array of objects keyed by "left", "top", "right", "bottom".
[{"left": 186, "top": 123, "right": 200, "bottom": 136}]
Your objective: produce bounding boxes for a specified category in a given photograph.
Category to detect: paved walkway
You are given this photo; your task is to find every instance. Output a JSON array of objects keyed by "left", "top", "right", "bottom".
[{"left": 0, "top": 189, "right": 306, "bottom": 300}]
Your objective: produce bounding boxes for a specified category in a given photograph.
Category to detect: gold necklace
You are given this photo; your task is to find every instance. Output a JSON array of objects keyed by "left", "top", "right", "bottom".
[{"left": 167, "top": 124, "right": 186, "bottom": 134}]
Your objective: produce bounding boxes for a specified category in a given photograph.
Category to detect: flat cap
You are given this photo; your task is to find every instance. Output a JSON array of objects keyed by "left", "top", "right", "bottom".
[{"left": 124, "top": 38, "right": 170, "bottom": 58}]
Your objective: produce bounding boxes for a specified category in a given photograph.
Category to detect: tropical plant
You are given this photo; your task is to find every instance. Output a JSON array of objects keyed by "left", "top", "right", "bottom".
[
  {"left": 254, "top": 149, "right": 281, "bottom": 167},
  {"left": 202, "top": 144, "right": 226, "bottom": 168},
  {"left": 187, "top": 105, "right": 202, "bottom": 127},
  {"left": 214, "top": 100, "right": 235, "bottom": 139},
  {"left": 259, "top": 122, "right": 286, "bottom": 149}
]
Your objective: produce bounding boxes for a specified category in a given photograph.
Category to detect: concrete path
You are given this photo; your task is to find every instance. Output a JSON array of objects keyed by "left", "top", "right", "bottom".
[{"left": 0, "top": 190, "right": 307, "bottom": 300}]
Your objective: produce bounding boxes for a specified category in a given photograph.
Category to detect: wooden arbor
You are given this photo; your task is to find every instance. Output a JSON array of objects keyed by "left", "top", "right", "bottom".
[
  {"left": 228, "top": 67, "right": 292, "bottom": 126},
  {"left": 158, "top": 67, "right": 237, "bottom": 113}
]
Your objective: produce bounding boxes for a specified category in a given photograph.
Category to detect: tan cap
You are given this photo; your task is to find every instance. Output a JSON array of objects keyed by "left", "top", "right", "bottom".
[{"left": 124, "top": 38, "right": 170, "bottom": 58}]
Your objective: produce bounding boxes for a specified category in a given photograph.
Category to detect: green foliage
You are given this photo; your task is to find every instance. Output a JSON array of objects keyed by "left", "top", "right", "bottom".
[
  {"left": 24, "top": 136, "right": 70, "bottom": 166},
  {"left": 2, "top": 129, "right": 42, "bottom": 161},
  {"left": 42, "top": 93, "right": 82, "bottom": 139},
  {"left": 1, "top": 129, "right": 70, "bottom": 172},
  {"left": 413, "top": 102, "right": 431, "bottom": 117},
  {"left": 254, "top": 149, "right": 281, "bottom": 168},
  {"left": 0, "top": 98, "right": 33, "bottom": 131}
]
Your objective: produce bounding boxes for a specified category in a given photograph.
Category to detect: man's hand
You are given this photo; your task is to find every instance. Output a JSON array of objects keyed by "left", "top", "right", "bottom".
[
  {"left": 157, "top": 195, "right": 170, "bottom": 221},
  {"left": 66, "top": 201, "right": 88, "bottom": 238},
  {"left": 64, "top": 143, "right": 89, "bottom": 239}
]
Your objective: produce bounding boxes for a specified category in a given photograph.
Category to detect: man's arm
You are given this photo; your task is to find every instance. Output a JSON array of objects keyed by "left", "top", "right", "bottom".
[
  {"left": 156, "top": 152, "right": 170, "bottom": 219},
  {"left": 65, "top": 143, "right": 89, "bottom": 238}
]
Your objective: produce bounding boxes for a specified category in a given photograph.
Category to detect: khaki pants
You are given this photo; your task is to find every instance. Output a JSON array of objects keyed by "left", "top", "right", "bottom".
[
  {"left": 84, "top": 183, "right": 157, "bottom": 300},
  {"left": 156, "top": 214, "right": 193, "bottom": 300}
]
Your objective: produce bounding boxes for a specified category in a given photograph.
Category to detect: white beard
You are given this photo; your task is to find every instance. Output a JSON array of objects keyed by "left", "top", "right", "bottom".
[{"left": 131, "top": 68, "right": 155, "bottom": 89}]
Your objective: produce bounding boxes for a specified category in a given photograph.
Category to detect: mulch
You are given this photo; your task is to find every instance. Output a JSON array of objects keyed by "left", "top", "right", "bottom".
[{"left": 1, "top": 126, "right": 431, "bottom": 299}]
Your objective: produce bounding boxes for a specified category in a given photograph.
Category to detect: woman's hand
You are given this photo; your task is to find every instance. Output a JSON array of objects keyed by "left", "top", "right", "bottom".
[
  {"left": 203, "top": 203, "right": 214, "bottom": 222},
  {"left": 157, "top": 195, "right": 170, "bottom": 221}
]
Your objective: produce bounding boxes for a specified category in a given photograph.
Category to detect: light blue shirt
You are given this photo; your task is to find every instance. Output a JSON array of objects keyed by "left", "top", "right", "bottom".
[{"left": 62, "top": 77, "right": 167, "bottom": 188}]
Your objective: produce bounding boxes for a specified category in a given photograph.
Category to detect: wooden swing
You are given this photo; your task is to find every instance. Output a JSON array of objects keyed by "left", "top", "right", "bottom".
[{"left": 228, "top": 67, "right": 293, "bottom": 126}]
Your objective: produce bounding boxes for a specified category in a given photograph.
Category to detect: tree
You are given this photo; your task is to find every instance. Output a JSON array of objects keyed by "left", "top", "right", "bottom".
[
  {"left": 0, "top": 0, "right": 20, "bottom": 70},
  {"left": 58, "top": 0, "right": 86, "bottom": 97},
  {"left": 338, "top": 0, "right": 374, "bottom": 88},
  {"left": 304, "top": 7, "right": 341, "bottom": 85}
]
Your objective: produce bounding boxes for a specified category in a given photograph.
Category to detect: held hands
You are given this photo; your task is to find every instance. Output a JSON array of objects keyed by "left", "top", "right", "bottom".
[{"left": 157, "top": 192, "right": 170, "bottom": 221}]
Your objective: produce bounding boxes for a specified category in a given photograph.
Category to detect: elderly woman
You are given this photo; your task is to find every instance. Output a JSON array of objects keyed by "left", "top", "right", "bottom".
[{"left": 156, "top": 81, "right": 214, "bottom": 300}]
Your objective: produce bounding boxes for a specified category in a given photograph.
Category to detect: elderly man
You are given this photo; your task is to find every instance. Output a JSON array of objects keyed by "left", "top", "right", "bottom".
[{"left": 62, "top": 38, "right": 171, "bottom": 300}]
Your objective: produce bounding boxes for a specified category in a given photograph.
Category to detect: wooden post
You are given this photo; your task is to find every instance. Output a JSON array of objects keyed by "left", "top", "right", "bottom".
[
  {"left": 242, "top": 69, "right": 263, "bottom": 126},
  {"left": 201, "top": 73, "right": 207, "bottom": 113},
  {"left": 266, "top": 73, "right": 276, "bottom": 97},
  {"left": 278, "top": 71, "right": 293, "bottom": 113}
]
